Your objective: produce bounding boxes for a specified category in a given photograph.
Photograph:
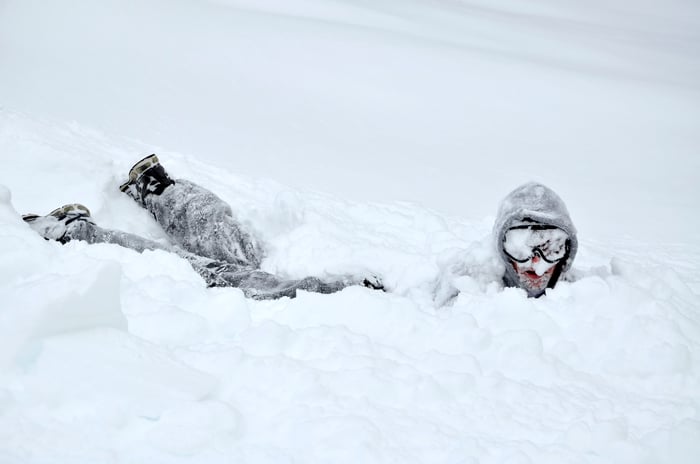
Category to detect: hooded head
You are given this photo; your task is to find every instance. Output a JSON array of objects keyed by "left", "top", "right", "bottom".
[{"left": 493, "top": 182, "right": 577, "bottom": 297}]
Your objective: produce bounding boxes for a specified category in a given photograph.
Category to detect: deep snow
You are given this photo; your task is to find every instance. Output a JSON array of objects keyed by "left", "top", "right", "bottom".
[{"left": 1, "top": 0, "right": 700, "bottom": 463}]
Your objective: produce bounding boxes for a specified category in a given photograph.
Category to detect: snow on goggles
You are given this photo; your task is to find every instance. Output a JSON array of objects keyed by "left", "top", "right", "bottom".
[{"left": 503, "top": 226, "right": 569, "bottom": 264}]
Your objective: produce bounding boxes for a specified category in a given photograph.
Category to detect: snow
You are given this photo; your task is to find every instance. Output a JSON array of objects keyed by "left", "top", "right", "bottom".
[{"left": 1, "top": 0, "right": 700, "bottom": 463}]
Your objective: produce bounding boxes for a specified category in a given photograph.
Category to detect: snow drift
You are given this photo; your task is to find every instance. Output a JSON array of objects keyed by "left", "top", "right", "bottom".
[{"left": 1, "top": 0, "right": 699, "bottom": 462}]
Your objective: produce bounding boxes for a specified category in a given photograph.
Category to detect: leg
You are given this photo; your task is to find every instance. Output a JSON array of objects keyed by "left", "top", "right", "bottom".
[
  {"left": 23, "top": 203, "right": 227, "bottom": 284},
  {"left": 120, "top": 155, "right": 262, "bottom": 267},
  {"left": 23, "top": 204, "right": 363, "bottom": 297},
  {"left": 144, "top": 179, "right": 262, "bottom": 267},
  {"left": 24, "top": 203, "right": 178, "bottom": 253},
  {"left": 205, "top": 265, "right": 353, "bottom": 300}
]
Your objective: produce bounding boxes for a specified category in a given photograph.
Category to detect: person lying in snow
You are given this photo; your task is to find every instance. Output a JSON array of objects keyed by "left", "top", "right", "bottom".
[
  {"left": 495, "top": 182, "right": 578, "bottom": 298},
  {"left": 22, "top": 154, "right": 383, "bottom": 300}
]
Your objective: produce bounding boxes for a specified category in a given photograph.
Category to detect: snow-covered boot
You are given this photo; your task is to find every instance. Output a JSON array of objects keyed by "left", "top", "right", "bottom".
[
  {"left": 119, "top": 154, "right": 174, "bottom": 204},
  {"left": 22, "top": 203, "right": 94, "bottom": 243}
]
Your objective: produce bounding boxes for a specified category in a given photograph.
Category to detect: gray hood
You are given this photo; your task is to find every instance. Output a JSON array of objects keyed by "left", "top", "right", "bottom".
[{"left": 493, "top": 182, "right": 578, "bottom": 291}]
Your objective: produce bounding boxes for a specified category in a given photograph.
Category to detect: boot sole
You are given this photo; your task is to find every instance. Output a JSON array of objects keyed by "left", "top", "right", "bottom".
[
  {"left": 120, "top": 154, "right": 160, "bottom": 193},
  {"left": 23, "top": 204, "right": 91, "bottom": 224},
  {"left": 48, "top": 204, "right": 91, "bottom": 220},
  {"left": 128, "top": 154, "right": 160, "bottom": 182}
]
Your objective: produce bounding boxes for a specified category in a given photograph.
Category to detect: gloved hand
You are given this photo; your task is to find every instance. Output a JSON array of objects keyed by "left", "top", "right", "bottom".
[{"left": 361, "top": 275, "right": 385, "bottom": 291}]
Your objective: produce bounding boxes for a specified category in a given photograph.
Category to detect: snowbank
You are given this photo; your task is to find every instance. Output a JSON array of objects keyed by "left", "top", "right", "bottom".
[
  {"left": 0, "top": 0, "right": 698, "bottom": 461},
  {"left": 0, "top": 110, "right": 698, "bottom": 463}
]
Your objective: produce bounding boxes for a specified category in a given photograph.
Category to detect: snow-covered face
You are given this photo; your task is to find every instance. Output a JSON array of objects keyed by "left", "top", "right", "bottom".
[
  {"left": 510, "top": 256, "right": 558, "bottom": 295},
  {"left": 503, "top": 226, "right": 569, "bottom": 296}
]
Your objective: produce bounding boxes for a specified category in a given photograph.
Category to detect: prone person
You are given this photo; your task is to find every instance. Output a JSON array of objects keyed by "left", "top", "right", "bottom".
[{"left": 23, "top": 155, "right": 576, "bottom": 300}]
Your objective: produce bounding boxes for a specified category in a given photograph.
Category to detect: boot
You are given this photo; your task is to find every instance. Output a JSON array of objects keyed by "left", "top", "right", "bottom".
[
  {"left": 119, "top": 154, "right": 174, "bottom": 204},
  {"left": 23, "top": 203, "right": 94, "bottom": 243}
]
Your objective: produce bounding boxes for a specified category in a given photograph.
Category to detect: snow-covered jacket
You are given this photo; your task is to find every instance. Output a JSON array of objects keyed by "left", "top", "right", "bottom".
[{"left": 493, "top": 182, "right": 578, "bottom": 291}]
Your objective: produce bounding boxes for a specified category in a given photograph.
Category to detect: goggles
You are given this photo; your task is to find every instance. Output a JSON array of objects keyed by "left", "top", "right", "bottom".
[{"left": 503, "top": 226, "right": 569, "bottom": 264}]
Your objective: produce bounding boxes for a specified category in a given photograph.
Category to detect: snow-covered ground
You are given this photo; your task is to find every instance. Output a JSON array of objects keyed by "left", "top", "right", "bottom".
[{"left": 1, "top": 0, "right": 699, "bottom": 463}]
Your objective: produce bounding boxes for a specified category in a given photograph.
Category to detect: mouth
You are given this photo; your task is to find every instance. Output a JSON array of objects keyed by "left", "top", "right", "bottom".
[
  {"left": 518, "top": 268, "right": 551, "bottom": 289},
  {"left": 510, "top": 259, "right": 557, "bottom": 292},
  {"left": 524, "top": 270, "right": 539, "bottom": 278}
]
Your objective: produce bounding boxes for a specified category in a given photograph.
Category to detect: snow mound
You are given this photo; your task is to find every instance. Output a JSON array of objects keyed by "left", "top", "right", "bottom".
[{"left": 1, "top": 110, "right": 699, "bottom": 463}]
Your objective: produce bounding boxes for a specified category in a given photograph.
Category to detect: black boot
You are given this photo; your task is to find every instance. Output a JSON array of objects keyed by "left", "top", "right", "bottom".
[
  {"left": 119, "top": 154, "right": 174, "bottom": 204},
  {"left": 23, "top": 203, "right": 94, "bottom": 243}
]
